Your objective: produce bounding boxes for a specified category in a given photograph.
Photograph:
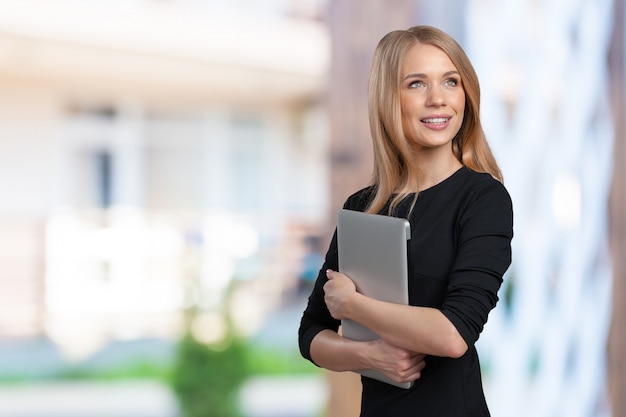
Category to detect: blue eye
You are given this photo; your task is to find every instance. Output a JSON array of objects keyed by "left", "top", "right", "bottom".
[
  {"left": 445, "top": 78, "right": 459, "bottom": 87},
  {"left": 408, "top": 80, "right": 425, "bottom": 88}
]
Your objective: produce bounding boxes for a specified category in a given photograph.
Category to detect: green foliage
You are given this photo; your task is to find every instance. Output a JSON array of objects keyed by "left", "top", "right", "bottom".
[
  {"left": 245, "top": 347, "right": 319, "bottom": 376},
  {"left": 170, "top": 334, "right": 249, "bottom": 417},
  {"left": 58, "top": 359, "right": 171, "bottom": 381},
  {"left": 0, "top": 358, "right": 172, "bottom": 386}
]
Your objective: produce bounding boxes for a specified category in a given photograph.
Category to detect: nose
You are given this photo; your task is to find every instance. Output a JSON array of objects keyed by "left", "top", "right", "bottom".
[{"left": 426, "top": 86, "right": 445, "bottom": 107}]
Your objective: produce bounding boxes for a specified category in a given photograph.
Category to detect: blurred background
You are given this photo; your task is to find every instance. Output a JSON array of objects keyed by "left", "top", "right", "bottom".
[{"left": 0, "top": 0, "right": 623, "bottom": 416}]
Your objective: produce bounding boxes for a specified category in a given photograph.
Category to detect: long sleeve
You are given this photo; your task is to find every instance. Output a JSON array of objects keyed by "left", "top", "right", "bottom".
[
  {"left": 297, "top": 229, "right": 340, "bottom": 364},
  {"left": 440, "top": 178, "right": 513, "bottom": 346},
  {"left": 298, "top": 187, "right": 375, "bottom": 364}
]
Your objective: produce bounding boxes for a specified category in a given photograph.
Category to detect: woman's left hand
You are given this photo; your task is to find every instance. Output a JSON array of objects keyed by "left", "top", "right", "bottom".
[{"left": 323, "top": 269, "right": 358, "bottom": 320}]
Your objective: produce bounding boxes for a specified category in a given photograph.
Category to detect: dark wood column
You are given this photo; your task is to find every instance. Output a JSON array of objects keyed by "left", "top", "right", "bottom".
[{"left": 608, "top": 0, "right": 626, "bottom": 415}]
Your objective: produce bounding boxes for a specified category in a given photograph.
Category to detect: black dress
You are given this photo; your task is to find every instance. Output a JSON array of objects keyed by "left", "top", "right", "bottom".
[{"left": 298, "top": 167, "right": 514, "bottom": 417}]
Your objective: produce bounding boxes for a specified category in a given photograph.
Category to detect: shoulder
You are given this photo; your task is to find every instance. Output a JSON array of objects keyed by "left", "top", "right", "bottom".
[
  {"left": 342, "top": 186, "right": 376, "bottom": 211},
  {"left": 461, "top": 168, "right": 512, "bottom": 207},
  {"left": 458, "top": 168, "right": 513, "bottom": 233}
]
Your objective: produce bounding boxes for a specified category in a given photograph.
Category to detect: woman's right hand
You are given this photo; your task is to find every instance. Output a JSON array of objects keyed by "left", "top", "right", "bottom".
[{"left": 365, "top": 338, "right": 427, "bottom": 383}]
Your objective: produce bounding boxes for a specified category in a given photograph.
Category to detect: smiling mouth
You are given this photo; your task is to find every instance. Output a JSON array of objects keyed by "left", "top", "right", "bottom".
[{"left": 421, "top": 117, "right": 450, "bottom": 124}]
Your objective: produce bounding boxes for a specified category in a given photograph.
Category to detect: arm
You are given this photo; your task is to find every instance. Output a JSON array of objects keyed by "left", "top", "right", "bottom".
[
  {"left": 310, "top": 329, "right": 427, "bottom": 383},
  {"left": 324, "top": 269, "right": 468, "bottom": 358}
]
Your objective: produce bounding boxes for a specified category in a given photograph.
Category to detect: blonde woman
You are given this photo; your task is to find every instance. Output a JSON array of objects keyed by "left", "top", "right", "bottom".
[{"left": 299, "top": 26, "right": 513, "bottom": 416}]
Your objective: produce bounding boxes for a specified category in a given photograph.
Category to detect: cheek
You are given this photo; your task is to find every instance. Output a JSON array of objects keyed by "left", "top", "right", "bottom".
[
  {"left": 400, "top": 94, "right": 421, "bottom": 113},
  {"left": 455, "top": 92, "right": 466, "bottom": 113},
  {"left": 399, "top": 97, "right": 410, "bottom": 115},
  {"left": 399, "top": 101, "right": 411, "bottom": 124}
]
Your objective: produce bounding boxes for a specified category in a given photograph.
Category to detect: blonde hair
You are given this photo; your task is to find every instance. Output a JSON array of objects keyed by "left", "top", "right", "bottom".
[{"left": 366, "top": 25, "right": 502, "bottom": 214}]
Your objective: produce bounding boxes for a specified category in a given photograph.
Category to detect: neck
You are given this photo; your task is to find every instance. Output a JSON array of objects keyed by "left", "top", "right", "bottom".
[{"left": 401, "top": 151, "right": 463, "bottom": 193}]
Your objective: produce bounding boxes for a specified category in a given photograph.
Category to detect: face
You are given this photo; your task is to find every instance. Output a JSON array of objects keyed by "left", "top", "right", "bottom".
[{"left": 399, "top": 42, "right": 465, "bottom": 154}]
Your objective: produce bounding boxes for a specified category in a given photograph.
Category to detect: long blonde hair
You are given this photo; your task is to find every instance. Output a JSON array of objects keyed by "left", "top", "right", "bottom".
[{"left": 366, "top": 25, "right": 502, "bottom": 214}]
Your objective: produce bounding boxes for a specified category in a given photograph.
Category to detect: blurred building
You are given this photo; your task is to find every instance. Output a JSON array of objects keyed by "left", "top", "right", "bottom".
[
  {"left": 0, "top": 1, "right": 624, "bottom": 417},
  {"left": 0, "top": 0, "right": 330, "bottom": 358}
]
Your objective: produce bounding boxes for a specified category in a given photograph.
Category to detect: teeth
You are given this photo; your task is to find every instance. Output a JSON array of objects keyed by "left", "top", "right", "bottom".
[{"left": 422, "top": 117, "right": 448, "bottom": 124}]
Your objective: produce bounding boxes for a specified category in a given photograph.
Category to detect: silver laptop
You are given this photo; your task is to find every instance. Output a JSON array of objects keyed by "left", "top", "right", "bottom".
[{"left": 337, "top": 209, "right": 413, "bottom": 389}]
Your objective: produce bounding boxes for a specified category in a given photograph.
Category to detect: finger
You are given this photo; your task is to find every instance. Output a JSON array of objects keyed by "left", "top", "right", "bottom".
[
  {"left": 326, "top": 269, "right": 335, "bottom": 279},
  {"left": 399, "top": 355, "right": 426, "bottom": 373},
  {"left": 409, "top": 352, "right": 427, "bottom": 361},
  {"left": 402, "top": 362, "right": 426, "bottom": 381}
]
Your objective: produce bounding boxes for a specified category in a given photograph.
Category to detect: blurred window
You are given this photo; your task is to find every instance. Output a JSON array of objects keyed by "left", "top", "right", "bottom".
[{"left": 229, "top": 114, "right": 265, "bottom": 211}]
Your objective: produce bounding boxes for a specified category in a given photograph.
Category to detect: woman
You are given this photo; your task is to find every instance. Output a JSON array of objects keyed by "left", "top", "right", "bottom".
[{"left": 298, "top": 25, "right": 513, "bottom": 416}]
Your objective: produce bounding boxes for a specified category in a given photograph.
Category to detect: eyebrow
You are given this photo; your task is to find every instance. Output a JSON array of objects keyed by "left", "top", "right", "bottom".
[{"left": 402, "top": 70, "right": 460, "bottom": 81}]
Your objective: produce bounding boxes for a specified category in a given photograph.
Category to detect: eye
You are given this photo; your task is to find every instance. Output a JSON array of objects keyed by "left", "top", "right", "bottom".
[
  {"left": 408, "top": 80, "right": 425, "bottom": 89},
  {"left": 444, "top": 77, "right": 460, "bottom": 87}
]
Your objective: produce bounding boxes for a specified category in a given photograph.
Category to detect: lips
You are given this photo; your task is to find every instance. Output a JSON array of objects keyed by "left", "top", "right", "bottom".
[
  {"left": 421, "top": 117, "right": 450, "bottom": 124},
  {"left": 420, "top": 116, "right": 451, "bottom": 131}
]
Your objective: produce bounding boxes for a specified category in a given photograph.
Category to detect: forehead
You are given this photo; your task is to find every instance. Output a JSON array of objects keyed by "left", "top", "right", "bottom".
[{"left": 401, "top": 42, "right": 458, "bottom": 76}]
